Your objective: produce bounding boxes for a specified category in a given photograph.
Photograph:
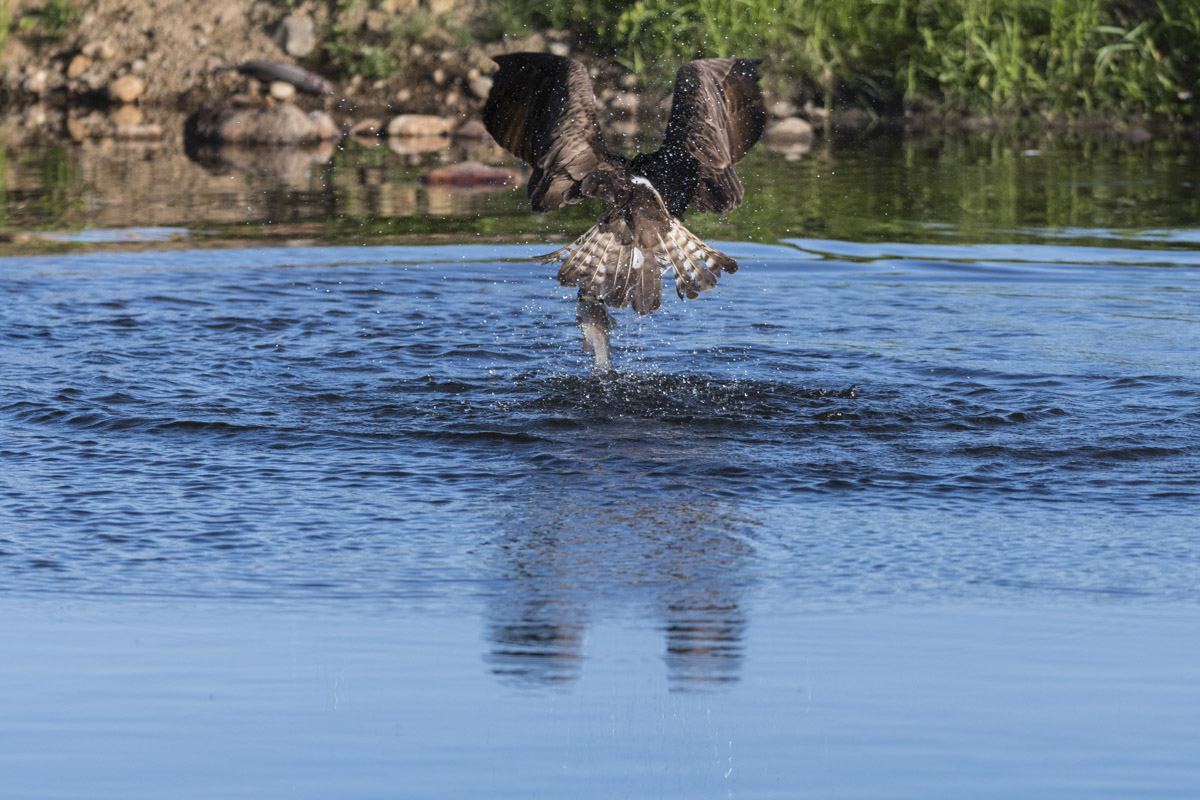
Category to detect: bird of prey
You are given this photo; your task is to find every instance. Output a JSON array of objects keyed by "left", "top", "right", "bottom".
[{"left": 483, "top": 53, "right": 766, "bottom": 368}]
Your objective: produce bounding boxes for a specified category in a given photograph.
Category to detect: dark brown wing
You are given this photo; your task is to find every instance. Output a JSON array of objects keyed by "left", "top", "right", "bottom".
[
  {"left": 632, "top": 58, "right": 766, "bottom": 217},
  {"left": 483, "top": 52, "right": 628, "bottom": 212}
]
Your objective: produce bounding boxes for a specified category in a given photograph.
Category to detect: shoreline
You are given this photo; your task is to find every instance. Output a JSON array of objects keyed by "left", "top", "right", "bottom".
[
  {"left": 4, "top": 1, "right": 1198, "bottom": 148},
  {"left": 1, "top": 88, "right": 1187, "bottom": 149}
]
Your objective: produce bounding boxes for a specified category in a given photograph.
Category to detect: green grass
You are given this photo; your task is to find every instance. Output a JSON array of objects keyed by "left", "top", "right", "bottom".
[
  {"left": 319, "top": 0, "right": 475, "bottom": 81},
  {"left": 1, "top": 0, "right": 11, "bottom": 58},
  {"left": 321, "top": 0, "right": 403, "bottom": 81},
  {"left": 487, "top": 0, "right": 1200, "bottom": 121},
  {"left": 16, "top": 0, "right": 80, "bottom": 43}
]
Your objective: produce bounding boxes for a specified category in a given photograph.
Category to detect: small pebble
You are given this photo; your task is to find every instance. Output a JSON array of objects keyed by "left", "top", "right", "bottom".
[
  {"left": 110, "top": 104, "right": 144, "bottom": 126},
  {"left": 269, "top": 81, "right": 296, "bottom": 101},
  {"left": 67, "top": 54, "right": 93, "bottom": 79},
  {"left": 110, "top": 74, "right": 146, "bottom": 103},
  {"left": 66, "top": 118, "right": 90, "bottom": 141}
]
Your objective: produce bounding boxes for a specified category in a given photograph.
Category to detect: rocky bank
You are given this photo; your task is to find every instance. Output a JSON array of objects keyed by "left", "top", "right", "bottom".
[{"left": 1, "top": 0, "right": 821, "bottom": 149}]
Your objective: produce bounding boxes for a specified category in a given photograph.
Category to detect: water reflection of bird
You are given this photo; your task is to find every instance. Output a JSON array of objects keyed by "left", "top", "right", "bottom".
[
  {"left": 482, "top": 414, "right": 755, "bottom": 692},
  {"left": 482, "top": 506, "right": 751, "bottom": 691},
  {"left": 483, "top": 53, "right": 766, "bottom": 369}
]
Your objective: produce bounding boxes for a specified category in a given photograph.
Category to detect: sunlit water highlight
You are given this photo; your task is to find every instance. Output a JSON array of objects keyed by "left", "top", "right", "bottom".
[{"left": 2, "top": 232, "right": 1199, "bottom": 796}]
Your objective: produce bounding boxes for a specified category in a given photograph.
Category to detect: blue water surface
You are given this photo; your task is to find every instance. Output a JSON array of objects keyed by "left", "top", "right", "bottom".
[{"left": 2, "top": 234, "right": 1199, "bottom": 798}]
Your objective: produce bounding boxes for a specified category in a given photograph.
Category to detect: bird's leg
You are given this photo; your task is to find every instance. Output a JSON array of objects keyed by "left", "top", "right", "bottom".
[{"left": 576, "top": 292, "right": 614, "bottom": 372}]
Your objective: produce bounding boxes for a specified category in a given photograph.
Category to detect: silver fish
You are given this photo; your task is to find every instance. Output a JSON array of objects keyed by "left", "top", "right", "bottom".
[{"left": 577, "top": 295, "right": 614, "bottom": 372}]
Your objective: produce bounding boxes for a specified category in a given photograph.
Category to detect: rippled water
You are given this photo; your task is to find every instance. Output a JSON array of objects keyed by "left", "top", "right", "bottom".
[
  {"left": 3, "top": 139, "right": 1200, "bottom": 797},
  {"left": 4, "top": 240, "right": 1198, "bottom": 601}
]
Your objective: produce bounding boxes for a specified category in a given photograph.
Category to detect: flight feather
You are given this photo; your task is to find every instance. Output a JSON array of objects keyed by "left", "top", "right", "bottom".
[{"left": 483, "top": 53, "right": 765, "bottom": 315}]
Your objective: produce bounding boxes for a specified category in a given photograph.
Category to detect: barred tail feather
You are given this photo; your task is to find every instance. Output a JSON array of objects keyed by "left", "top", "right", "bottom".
[
  {"left": 606, "top": 240, "right": 635, "bottom": 309},
  {"left": 662, "top": 218, "right": 737, "bottom": 301},
  {"left": 538, "top": 222, "right": 663, "bottom": 314},
  {"left": 536, "top": 218, "right": 737, "bottom": 315}
]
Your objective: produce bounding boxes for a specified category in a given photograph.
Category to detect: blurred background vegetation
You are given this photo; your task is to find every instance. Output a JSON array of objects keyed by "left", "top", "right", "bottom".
[
  {"left": 491, "top": 0, "right": 1200, "bottom": 121},
  {"left": 3, "top": 0, "right": 1198, "bottom": 121}
]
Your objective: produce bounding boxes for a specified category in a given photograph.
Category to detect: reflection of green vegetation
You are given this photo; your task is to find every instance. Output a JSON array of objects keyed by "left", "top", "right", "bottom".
[
  {"left": 719, "top": 138, "right": 1200, "bottom": 247},
  {"left": 17, "top": 0, "right": 81, "bottom": 43},
  {"left": 0, "top": 146, "right": 88, "bottom": 234},
  {"left": 491, "top": 0, "right": 1200, "bottom": 121},
  {"left": 186, "top": 137, "right": 1200, "bottom": 252},
  {"left": 33, "top": 146, "right": 85, "bottom": 229},
  {"left": 0, "top": 145, "right": 7, "bottom": 228},
  {"left": 3, "top": 136, "right": 1199, "bottom": 256}
]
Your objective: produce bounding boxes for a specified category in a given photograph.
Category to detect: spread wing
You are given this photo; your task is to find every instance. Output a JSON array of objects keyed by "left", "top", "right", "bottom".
[
  {"left": 483, "top": 52, "right": 628, "bottom": 212},
  {"left": 635, "top": 58, "right": 766, "bottom": 218}
]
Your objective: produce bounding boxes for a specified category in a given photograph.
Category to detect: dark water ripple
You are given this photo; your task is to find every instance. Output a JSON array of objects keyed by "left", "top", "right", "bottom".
[{"left": 1, "top": 242, "right": 1199, "bottom": 607}]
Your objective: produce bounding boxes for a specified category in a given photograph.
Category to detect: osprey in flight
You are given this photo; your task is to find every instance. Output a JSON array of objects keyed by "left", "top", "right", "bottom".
[{"left": 483, "top": 53, "right": 767, "bottom": 318}]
